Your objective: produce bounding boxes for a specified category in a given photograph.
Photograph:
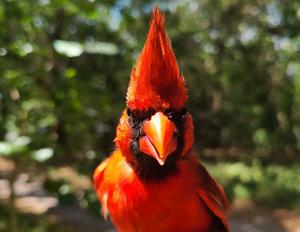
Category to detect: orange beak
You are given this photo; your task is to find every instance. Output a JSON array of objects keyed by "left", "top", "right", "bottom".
[{"left": 139, "top": 112, "right": 177, "bottom": 165}]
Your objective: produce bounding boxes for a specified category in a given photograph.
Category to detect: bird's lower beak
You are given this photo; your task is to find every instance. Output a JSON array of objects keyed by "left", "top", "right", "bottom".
[{"left": 139, "top": 112, "right": 177, "bottom": 166}]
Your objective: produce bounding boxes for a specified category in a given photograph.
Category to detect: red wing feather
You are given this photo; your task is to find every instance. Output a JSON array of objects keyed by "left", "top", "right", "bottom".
[
  {"left": 197, "top": 164, "right": 230, "bottom": 231},
  {"left": 93, "top": 158, "right": 110, "bottom": 219}
]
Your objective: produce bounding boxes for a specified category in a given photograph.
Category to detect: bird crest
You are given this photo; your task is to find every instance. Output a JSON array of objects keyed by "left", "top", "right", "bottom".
[{"left": 126, "top": 7, "right": 187, "bottom": 111}]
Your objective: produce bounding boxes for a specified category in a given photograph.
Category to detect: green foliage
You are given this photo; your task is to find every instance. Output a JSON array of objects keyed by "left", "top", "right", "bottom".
[{"left": 207, "top": 160, "right": 300, "bottom": 208}]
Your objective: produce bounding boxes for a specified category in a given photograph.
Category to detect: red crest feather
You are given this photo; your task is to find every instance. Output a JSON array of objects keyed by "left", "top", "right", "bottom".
[{"left": 126, "top": 7, "right": 187, "bottom": 110}]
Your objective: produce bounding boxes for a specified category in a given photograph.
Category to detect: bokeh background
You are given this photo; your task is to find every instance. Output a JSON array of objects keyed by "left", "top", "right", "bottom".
[{"left": 0, "top": 0, "right": 300, "bottom": 231}]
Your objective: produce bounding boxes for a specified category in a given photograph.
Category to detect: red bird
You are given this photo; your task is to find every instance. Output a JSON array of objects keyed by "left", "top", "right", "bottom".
[{"left": 93, "top": 8, "right": 230, "bottom": 232}]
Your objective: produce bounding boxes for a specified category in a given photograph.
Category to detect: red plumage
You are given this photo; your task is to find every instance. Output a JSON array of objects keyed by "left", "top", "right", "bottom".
[
  {"left": 127, "top": 7, "right": 187, "bottom": 110},
  {"left": 94, "top": 7, "right": 230, "bottom": 232}
]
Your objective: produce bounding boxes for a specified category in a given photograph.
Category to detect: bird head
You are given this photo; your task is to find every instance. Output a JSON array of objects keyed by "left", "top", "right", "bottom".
[{"left": 115, "top": 8, "right": 194, "bottom": 174}]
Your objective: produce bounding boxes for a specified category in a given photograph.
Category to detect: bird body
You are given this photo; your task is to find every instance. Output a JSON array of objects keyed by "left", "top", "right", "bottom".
[
  {"left": 95, "top": 150, "right": 218, "bottom": 232},
  {"left": 94, "top": 7, "right": 230, "bottom": 232}
]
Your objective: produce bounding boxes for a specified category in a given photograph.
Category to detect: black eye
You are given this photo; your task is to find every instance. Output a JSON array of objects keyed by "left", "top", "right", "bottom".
[
  {"left": 181, "top": 107, "right": 187, "bottom": 114},
  {"left": 146, "top": 108, "right": 155, "bottom": 120},
  {"left": 180, "top": 107, "right": 187, "bottom": 119},
  {"left": 164, "top": 107, "right": 187, "bottom": 120},
  {"left": 164, "top": 109, "right": 173, "bottom": 120},
  {"left": 127, "top": 108, "right": 131, "bottom": 116}
]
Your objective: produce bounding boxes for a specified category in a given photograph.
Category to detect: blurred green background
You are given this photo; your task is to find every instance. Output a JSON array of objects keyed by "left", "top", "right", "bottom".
[{"left": 0, "top": 0, "right": 300, "bottom": 231}]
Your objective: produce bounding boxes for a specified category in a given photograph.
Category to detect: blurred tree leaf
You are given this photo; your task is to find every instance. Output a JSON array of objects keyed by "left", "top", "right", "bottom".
[
  {"left": 53, "top": 40, "right": 83, "bottom": 57},
  {"left": 31, "top": 148, "right": 54, "bottom": 162}
]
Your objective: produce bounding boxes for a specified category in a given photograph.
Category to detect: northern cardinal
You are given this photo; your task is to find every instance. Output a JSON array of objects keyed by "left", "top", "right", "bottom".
[{"left": 93, "top": 7, "right": 230, "bottom": 232}]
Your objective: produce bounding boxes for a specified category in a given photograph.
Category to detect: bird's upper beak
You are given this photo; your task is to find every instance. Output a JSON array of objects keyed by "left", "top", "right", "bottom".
[{"left": 139, "top": 112, "right": 177, "bottom": 165}]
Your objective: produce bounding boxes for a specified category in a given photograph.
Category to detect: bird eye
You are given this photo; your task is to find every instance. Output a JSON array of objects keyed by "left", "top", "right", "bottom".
[
  {"left": 146, "top": 108, "right": 155, "bottom": 120},
  {"left": 126, "top": 108, "right": 131, "bottom": 116},
  {"left": 164, "top": 109, "right": 173, "bottom": 120},
  {"left": 164, "top": 108, "right": 187, "bottom": 121},
  {"left": 180, "top": 107, "right": 187, "bottom": 115},
  {"left": 180, "top": 107, "right": 187, "bottom": 119}
]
